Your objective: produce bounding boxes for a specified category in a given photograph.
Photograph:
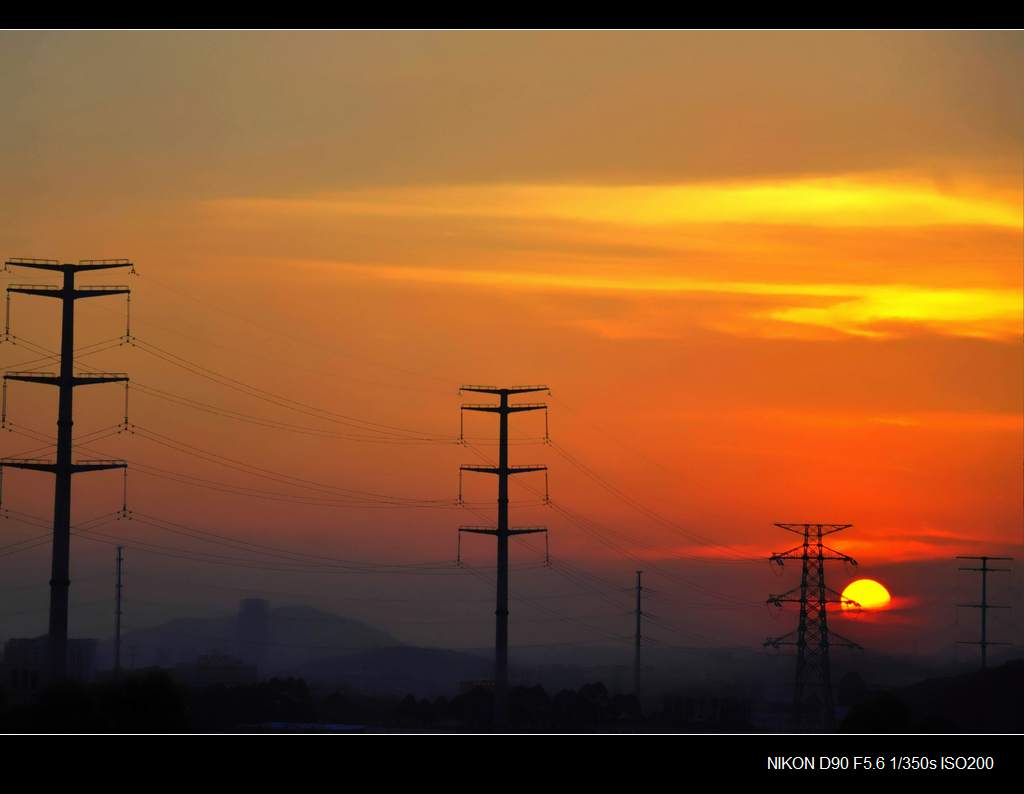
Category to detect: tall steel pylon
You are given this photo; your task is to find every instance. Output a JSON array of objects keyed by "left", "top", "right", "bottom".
[
  {"left": 114, "top": 545, "right": 125, "bottom": 678},
  {"left": 0, "top": 258, "right": 131, "bottom": 682},
  {"left": 634, "top": 569, "right": 643, "bottom": 698},
  {"left": 457, "top": 384, "right": 549, "bottom": 729},
  {"left": 956, "top": 555, "right": 1013, "bottom": 670},
  {"left": 764, "top": 522, "right": 861, "bottom": 732}
]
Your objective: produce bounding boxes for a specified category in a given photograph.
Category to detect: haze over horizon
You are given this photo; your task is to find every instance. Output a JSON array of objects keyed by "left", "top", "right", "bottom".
[{"left": 0, "top": 30, "right": 1020, "bottom": 663}]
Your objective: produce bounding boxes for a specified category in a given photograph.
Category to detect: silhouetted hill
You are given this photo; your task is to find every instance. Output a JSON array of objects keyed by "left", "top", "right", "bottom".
[
  {"left": 103, "top": 605, "right": 400, "bottom": 673},
  {"left": 292, "top": 645, "right": 491, "bottom": 697}
]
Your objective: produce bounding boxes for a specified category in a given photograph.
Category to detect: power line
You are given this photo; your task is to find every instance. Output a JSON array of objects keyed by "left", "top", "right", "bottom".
[
  {"left": 549, "top": 440, "right": 761, "bottom": 562},
  {"left": 129, "top": 335, "right": 450, "bottom": 441}
]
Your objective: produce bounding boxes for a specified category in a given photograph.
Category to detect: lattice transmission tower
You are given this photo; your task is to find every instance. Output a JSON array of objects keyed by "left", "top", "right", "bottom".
[{"left": 765, "top": 522, "right": 861, "bottom": 732}]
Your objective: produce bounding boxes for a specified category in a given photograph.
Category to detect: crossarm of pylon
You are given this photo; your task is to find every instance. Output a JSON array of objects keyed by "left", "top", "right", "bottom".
[
  {"left": 461, "top": 404, "right": 502, "bottom": 413},
  {"left": 769, "top": 544, "right": 805, "bottom": 564},
  {"left": 957, "top": 640, "right": 1011, "bottom": 646},
  {"left": 507, "top": 465, "right": 546, "bottom": 475},
  {"left": 460, "top": 464, "right": 547, "bottom": 475},
  {"left": 774, "top": 523, "right": 852, "bottom": 535},
  {"left": 461, "top": 402, "right": 547, "bottom": 413},
  {"left": 7, "top": 284, "right": 62, "bottom": 298},
  {"left": 821, "top": 543, "right": 857, "bottom": 564},
  {"left": 72, "top": 373, "right": 129, "bottom": 386},
  {"left": 4, "top": 371, "right": 59, "bottom": 385},
  {"left": 73, "top": 459, "right": 127, "bottom": 473},
  {"left": 0, "top": 458, "right": 57, "bottom": 473},
  {"left": 826, "top": 586, "right": 857, "bottom": 607},
  {"left": 767, "top": 586, "right": 802, "bottom": 606},
  {"left": 4, "top": 371, "right": 128, "bottom": 387},
  {"left": 508, "top": 527, "right": 547, "bottom": 536},
  {"left": 459, "top": 526, "right": 498, "bottom": 535},
  {"left": 460, "top": 384, "right": 548, "bottom": 395},
  {"left": 764, "top": 631, "right": 798, "bottom": 648},
  {"left": 829, "top": 631, "right": 863, "bottom": 650},
  {"left": 5, "top": 258, "right": 60, "bottom": 271},
  {"left": 5, "top": 259, "right": 133, "bottom": 273},
  {"left": 461, "top": 465, "right": 501, "bottom": 475},
  {"left": 76, "top": 260, "right": 134, "bottom": 271},
  {"left": 957, "top": 603, "right": 1012, "bottom": 609},
  {"left": 73, "top": 286, "right": 130, "bottom": 299}
]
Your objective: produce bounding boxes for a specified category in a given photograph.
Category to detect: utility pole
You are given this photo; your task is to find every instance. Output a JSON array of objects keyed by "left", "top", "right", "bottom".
[
  {"left": 956, "top": 555, "right": 1013, "bottom": 670},
  {"left": 634, "top": 570, "right": 643, "bottom": 699},
  {"left": 765, "top": 523, "right": 861, "bottom": 732},
  {"left": 458, "top": 384, "right": 549, "bottom": 730},
  {"left": 1, "top": 258, "right": 131, "bottom": 682},
  {"left": 114, "top": 545, "right": 124, "bottom": 678}
]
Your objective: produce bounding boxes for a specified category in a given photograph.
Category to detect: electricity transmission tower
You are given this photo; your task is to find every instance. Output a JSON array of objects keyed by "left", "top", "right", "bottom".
[
  {"left": 1, "top": 258, "right": 131, "bottom": 681},
  {"left": 634, "top": 569, "right": 643, "bottom": 698},
  {"left": 458, "top": 385, "right": 549, "bottom": 729},
  {"left": 956, "top": 555, "right": 1013, "bottom": 670},
  {"left": 114, "top": 545, "right": 125, "bottom": 678},
  {"left": 764, "top": 522, "right": 861, "bottom": 732}
]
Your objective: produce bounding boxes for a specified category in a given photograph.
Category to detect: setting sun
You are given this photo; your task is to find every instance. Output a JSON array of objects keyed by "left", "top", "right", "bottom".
[{"left": 841, "top": 579, "right": 893, "bottom": 611}]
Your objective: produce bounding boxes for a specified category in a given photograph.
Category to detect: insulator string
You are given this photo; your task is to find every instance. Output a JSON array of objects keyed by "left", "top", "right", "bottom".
[{"left": 121, "top": 467, "right": 130, "bottom": 518}]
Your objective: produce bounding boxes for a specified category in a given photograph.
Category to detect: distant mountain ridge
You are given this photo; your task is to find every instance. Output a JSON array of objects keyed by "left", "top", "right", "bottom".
[{"left": 101, "top": 604, "right": 401, "bottom": 673}]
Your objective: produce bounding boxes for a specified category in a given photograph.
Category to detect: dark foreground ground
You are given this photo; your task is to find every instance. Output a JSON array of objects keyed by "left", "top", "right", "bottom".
[{"left": 1, "top": 659, "right": 1020, "bottom": 733}]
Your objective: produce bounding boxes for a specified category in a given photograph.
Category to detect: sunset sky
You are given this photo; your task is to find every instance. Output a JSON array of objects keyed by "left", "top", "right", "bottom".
[{"left": 0, "top": 30, "right": 1020, "bottom": 659}]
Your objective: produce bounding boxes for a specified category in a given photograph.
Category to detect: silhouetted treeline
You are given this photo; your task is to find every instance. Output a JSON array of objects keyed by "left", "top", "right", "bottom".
[
  {"left": 0, "top": 672, "right": 189, "bottom": 733},
  {"left": 0, "top": 674, "right": 753, "bottom": 733},
  {"left": 840, "top": 659, "right": 1024, "bottom": 733},
  {"left": 9, "top": 660, "right": 1017, "bottom": 733}
]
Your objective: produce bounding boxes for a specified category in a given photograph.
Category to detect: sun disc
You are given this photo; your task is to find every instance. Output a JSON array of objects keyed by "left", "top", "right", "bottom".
[{"left": 841, "top": 578, "right": 891, "bottom": 611}]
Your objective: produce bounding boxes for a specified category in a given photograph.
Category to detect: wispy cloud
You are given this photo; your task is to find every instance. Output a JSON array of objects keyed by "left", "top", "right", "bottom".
[
  {"left": 211, "top": 174, "right": 1021, "bottom": 341},
  {"left": 214, "top": 176, "right": 1019, "bottom": 229},
  {"left": 288, "top": 259, "right": 1021, "bottom": 341}
]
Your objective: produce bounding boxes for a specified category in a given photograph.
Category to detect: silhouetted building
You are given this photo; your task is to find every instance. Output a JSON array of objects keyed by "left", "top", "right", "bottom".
[
  {"left": 0, "top": 636, "right": 98, "bottom": 698},
  {"left": 236, "top": 598, "right": 270, "bottom": 672}
]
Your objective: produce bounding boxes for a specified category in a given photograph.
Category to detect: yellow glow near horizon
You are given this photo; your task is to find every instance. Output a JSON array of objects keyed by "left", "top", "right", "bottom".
[{"left": 841, "top": 579, "right": 893, "bottom": 611}]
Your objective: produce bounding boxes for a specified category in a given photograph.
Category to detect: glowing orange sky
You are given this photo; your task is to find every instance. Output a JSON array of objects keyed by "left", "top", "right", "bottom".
[{"left": 0, "top": 30, "right": 1020, "bottom": 653}]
